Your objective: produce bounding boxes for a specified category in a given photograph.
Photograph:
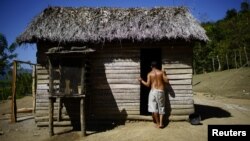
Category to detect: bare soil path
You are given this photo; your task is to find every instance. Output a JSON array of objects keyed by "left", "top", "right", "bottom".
[{"left": 1, "top": 93, "right": 249, "bottom": 141}]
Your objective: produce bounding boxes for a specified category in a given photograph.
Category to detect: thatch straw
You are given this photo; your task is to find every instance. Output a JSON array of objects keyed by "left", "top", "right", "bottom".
[{"left": 16, "top": 6, "right": 208, "bottom": 44}]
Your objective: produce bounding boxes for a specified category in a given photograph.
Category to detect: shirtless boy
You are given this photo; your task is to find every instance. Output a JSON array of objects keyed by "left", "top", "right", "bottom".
[{"left": 138, "top": 61, "right": 168, "bottom": 128}]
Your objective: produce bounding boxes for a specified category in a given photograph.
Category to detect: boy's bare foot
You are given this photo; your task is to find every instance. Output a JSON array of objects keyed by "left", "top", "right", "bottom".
[
  {"left": 154, "top": 124, "right": 164, "bottom": 129},
  {"left": 159, "top": 125, "right": 164, "bottom": 129}
]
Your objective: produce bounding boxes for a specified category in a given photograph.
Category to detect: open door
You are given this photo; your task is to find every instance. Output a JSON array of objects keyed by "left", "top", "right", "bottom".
[{"left": 140, "top": 48, "right": 162, "bottom": 115}]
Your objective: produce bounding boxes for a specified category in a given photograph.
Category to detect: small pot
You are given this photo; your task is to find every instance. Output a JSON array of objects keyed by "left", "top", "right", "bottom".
[{"left": 189, "top": 113, "right": 201, "bottom": 125}]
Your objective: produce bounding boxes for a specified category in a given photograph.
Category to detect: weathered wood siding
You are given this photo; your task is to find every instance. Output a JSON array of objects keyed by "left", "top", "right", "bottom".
[
  {"left": 162, "top": 45, "right": 194, "bottom": 121},
  {"left": 88, "top": 45, "right": 140, "bottom": 120},
  {"left": 35, "top": 43, "right": 52, "bottom": 124},
  {"left": 36, "top": 64, "right": 82, "bottom": 126},
  {"left": 35, "top": 43, "right": 79, "bottom": 126},
  {"left": 34, "top": 42, "right": 194, "bottom": 126}
]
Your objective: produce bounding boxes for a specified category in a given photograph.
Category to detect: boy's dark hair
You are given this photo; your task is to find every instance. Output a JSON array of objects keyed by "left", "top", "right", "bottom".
[{"left": 151, "top": 61, "right": 158, "bottom": 68}]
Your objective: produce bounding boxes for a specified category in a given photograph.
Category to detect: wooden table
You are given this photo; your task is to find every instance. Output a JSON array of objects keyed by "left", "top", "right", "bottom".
[{"left": 48, "top": 94, "right": 86, "bottom": 136}]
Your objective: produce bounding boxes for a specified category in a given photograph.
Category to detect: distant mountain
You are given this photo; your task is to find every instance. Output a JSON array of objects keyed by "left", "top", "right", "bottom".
[{"left": 18, "top": 68, "right": 32, "bottom": 74}]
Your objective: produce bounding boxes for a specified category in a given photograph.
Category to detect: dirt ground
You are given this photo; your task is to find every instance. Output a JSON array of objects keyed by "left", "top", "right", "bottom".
[{"left": 1, "top": 92, "right": 250, "bottom": 141}]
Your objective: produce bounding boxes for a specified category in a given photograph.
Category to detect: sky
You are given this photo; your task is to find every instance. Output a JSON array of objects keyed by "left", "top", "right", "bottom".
[{"left": 0, "top": 0, "right": 245, "bottom": 65}]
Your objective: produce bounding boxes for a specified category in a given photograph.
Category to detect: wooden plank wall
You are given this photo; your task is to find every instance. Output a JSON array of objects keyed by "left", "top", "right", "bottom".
[
  {"left": 34, "top": 42, "right": 194, "bottom": 127},
  {"left": 35, "top": 64, "right": 74, "bottom": 126},
  {"left": 35, "top": 64, "right": 51, "bottom": 124},
  {"left": 88, "top": 46, "right": 140, "bottom": 120},
  {"left": 162, "top": 45, "right": 194, "bottom": 121},
  {"left": 35, "top": 43, "right": 83, "bottom": 127}
]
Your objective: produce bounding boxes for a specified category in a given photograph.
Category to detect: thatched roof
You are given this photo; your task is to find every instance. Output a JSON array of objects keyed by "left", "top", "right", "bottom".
[{"left": 17, "top": 6, "right": 208, "bottom": 44}]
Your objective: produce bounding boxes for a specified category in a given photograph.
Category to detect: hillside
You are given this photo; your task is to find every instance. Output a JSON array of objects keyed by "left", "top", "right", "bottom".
[
  {"left": 193, "top": 67, "right": 250, "bottom": 99},
  {"left": 0, "top": 68, "right": 32, "bottom": 80},
  {"left": 1, "top": 69, "right": 250, "bottom": 141}
]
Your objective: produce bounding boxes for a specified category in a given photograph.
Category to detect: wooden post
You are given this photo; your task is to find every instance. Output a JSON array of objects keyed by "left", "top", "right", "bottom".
[
  {"left": 32, "top": 65, "right": 37, "bottom": 113},
  {"left": 48, "top": 58, "right": 54, "bottom": 94},
  {"left": 57, "top": 98, "right": 62, "bottom": 121},
  {"left": 226, "top": 53, "right": 229, "bottom": 70},
  {"left": 80, "top": 97, "right": 86, "bottom": 136},
  {"left": 49, "top": 97, "right": 54, "bottom": 136},
  {"left": 80, "top": 62, "right": 85, "bottom": 94},
  {"left": 11, "top": 61, "right": 17, "bottom": 123},
  {"left": 80, "top": 60, "right": 86, "bottom": 136},
  {"left": 212, "top": 57, "right": 215, "bottom": 72},
  {"left": 244, "top": 46, "right": 249, "bottom": 66},
  {"left": 234, "top": 50, "right": 238, "bottom": 69},
  {"left": 239, "top": 49, "right": 242, "bottom": 67},
  {"left": 48, "top": 57, "right": 54, "bottom": 136},
  {"left": 216, "top": 55, "right": 221, "bottom": 71}
]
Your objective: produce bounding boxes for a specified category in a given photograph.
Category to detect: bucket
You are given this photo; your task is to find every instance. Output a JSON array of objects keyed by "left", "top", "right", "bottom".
[{"left": 189, "top": 113, "right": 201, "bottom": 125}]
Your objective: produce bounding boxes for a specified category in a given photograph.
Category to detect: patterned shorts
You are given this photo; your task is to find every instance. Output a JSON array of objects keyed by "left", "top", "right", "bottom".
[{"left": 148, "top": 89, "right": 165, "bottom": 115}]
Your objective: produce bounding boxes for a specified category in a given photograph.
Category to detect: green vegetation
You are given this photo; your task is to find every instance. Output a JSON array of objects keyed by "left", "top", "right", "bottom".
[
  {"left": 193, "top": 1, "right": 250, "bottom": 74},
  {"left": 0, "top": 70, "right": 32, "bottom": 101},
  {"left": 16, "top": 72, "right": 32, "bottom": 99},
  {"left": 0, "top": 33, "right": 17, "bottom": 76},
  {"left": 0, "top": 79, "right": 11, "bottom": 100},
  {"left": 1, "top": 32, "right": 32, "bottom": 101}
]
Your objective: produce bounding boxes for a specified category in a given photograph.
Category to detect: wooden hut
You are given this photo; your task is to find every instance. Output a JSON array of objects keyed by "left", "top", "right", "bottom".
[{"left": 17, "top": 7, "right": 208, "bottom": 128}]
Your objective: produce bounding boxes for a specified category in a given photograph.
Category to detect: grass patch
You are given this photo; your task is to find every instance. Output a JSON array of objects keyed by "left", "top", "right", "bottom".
[{"left": 193, "top": 67, "right": 250, "bottom": 99}]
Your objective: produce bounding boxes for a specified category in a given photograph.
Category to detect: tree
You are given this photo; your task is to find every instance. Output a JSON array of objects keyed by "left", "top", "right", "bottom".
[
  {"left": 240, "top": 0, "right": 250, "bottom": 12},
  {"left": 16, "top": 72, "right": 32, "bottom": 98},
  {"left": 193, "top": 1, "right": 250, "bottom": 74},
  {"left": 225, "top": 9, "right": 237, "bottom": 19},
  {"left": 0, "top": 33, "right": 17, "bottom": 75}
]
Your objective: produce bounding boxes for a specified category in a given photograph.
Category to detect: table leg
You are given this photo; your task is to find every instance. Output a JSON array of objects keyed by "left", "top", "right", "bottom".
[
  {"left": 80, "top": 98, "right": 85, "bottom": 136},
  {"left": 49, "top": 98, "right": 54, "bottom": 136},
  {"left": 57, "top": 98, "right": 62, "bottom": 121}
]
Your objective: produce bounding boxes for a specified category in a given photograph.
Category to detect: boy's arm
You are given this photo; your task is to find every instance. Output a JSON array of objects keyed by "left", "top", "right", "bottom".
[
  {"left": 163, "top": 70, "right": 169, "bottom": 83},
  {"left": 139, "top": 74, "right": 151, "bottom": 87}
]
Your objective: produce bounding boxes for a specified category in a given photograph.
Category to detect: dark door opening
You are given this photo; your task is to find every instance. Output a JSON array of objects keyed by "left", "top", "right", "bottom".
[{"left": 140, "top": 48, "right": 162, "bottom": 115}]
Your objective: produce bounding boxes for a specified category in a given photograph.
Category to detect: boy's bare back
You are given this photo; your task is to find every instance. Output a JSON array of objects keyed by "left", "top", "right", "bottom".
[{"left": 148, "top": 69, "right": 168, "bottom": 90}]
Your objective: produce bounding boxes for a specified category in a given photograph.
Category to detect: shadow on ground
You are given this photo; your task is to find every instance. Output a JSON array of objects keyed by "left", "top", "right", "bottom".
[
  {"left": 85, "top": 118, "right": 127, "bottom": 135},
  {"left": 194, "top": 104, "right": 231, "bottom": 121}
]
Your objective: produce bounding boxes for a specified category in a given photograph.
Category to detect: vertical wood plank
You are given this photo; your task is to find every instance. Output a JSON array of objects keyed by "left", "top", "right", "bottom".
[
  {"left": 80, "top": 98, "right": 86, "bottom": 136},
  {"left": 32, "top": 65, "right": 37, "bottom": 113},
  {"left": 11, "top": 61, "right": 17, "bottom": 123},
  {"left": 49, "top": 97, "right": 54, "bottom": 136},
  {"left": 57, "top": 98, "right": 62, "bottom": 121},
  {"left": 80, "top": 61, "right": 85, "bottom": 94},
  {"left": 48, "top": 57, "right": 54, "bottom": 136},
  {"left": 48, "top": 58, "right": 53, "bottom": 94}
]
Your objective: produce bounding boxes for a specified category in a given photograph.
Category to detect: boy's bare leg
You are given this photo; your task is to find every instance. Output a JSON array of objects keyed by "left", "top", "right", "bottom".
[
  {"left": 153, "top": 112, "right": 160, "bottom": 127},
  {"left": 152, "top": 113, "right": 156, "bottom": 123},
  {"left": 159, "top": 114, "right": 164, "bottom": 128}
]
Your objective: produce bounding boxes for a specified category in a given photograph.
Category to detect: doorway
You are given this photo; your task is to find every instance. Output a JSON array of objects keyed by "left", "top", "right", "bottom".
[{"left": 140, "top": 48, "right": 162, "bottom": 115}]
